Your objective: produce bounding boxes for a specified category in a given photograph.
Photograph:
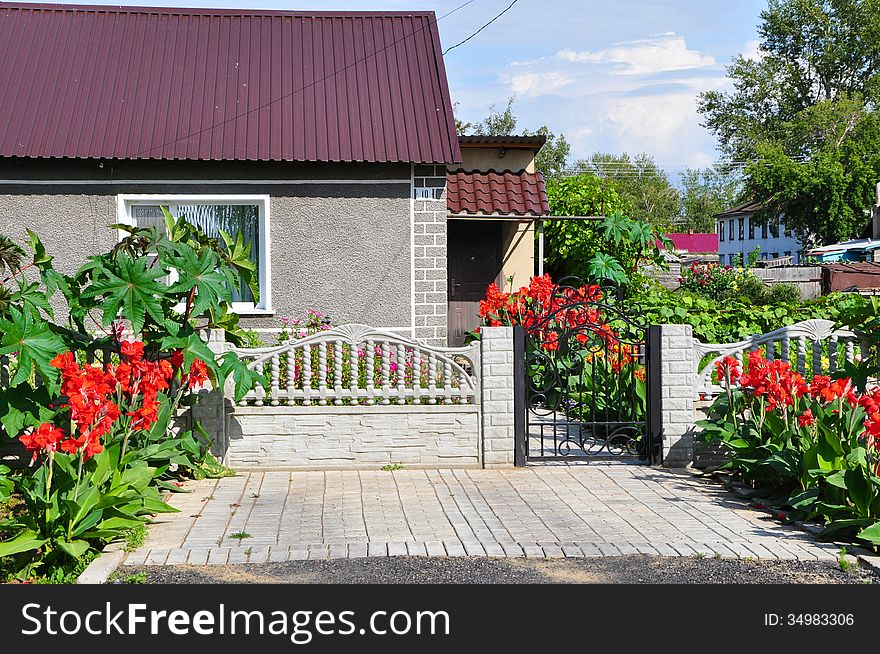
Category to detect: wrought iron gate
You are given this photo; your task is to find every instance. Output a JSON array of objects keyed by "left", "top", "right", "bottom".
[{"left": 513, "top": 280, "right": 662, "bottom": 465}]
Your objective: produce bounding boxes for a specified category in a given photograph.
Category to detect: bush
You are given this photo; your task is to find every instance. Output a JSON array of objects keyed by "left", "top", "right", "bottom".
[
  {"left": 766, "top": 282, "right": 802, "bottom": 304},
  {"left": 699, "top": 351, "right": 880, "bottom": 547},
  {"left": 636, "top": 283, "right": 864, "bottom": 344},
  {"left": 0, "top": 214, "right": 262, "bottom": 581}
]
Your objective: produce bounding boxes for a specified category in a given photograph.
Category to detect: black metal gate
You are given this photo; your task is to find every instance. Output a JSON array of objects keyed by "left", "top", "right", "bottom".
[{"left": 513, "top": 280, "right": 662, "bottom": 465}]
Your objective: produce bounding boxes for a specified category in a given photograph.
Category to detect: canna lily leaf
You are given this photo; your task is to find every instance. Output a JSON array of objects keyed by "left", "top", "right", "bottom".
[
  {"left": 160, "top": 330, "right": 218, "bottom": 375},
  {"left": 0, "top": 529, "right": 47, "bottom": 557},
  {"left": 57, "top": 539, "right": 91, "bottom": 559},
  {"left": 856, "top": 521, "right": 880, "bottom": 545}
]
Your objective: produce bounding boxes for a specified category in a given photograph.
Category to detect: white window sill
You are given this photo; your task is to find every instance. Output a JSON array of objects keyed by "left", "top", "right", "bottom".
[{"left": 233, "top": 308, "right": 276, "bottom": 317}]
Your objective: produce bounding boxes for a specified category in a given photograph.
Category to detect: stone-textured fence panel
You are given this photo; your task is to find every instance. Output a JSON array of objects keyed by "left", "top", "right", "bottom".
[
  {"left": 226, "top": 405, "right": 481, "bottom": 469},
  {"left": 194, "top": 325, "right": 516, "bottom": 470}
]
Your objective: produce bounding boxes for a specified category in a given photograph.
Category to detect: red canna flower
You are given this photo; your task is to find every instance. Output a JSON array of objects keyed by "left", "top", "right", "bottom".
[
  {"left": 185, "top": 359, "right": 209, "bottom": 390},
  {"left": 19, "top": 423, "right": 66, "bottom": 463},
  {"left": 120, "top": 340, "right": 145, "bottom": 361},
  {"left": 798, "top": 409, "right": 815, "bottom": 427}
]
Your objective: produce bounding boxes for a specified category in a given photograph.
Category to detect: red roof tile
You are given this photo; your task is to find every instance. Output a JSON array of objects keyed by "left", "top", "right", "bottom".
[
  {"left": 446, "top": 171, "right": 549, "bottom": 216},
  {"left": 0, "top": 3, "right": 460, "bottom": 164}
]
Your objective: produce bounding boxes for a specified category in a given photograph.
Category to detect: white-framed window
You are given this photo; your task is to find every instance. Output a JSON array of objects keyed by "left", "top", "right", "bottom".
[{"left": 116, "top": 194, "right": 272, "bottom": 314}]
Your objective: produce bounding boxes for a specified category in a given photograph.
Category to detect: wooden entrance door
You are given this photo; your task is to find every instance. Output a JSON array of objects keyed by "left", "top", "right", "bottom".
[{"left": 447, "top": 221, "right": 502, "bottom": 346}]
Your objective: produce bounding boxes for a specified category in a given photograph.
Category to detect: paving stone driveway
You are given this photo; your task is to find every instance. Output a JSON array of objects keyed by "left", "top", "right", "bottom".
[{"left": 125, "top": 465, "right": 841, "bottom": 566}]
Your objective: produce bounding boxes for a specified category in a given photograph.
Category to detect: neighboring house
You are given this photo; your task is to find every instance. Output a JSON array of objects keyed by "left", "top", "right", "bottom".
[
  {"left": 662, "top": 233, "right": 718, "bottom": 264},
  {"left": 445, "top": 136, "right": 549, "bottom": 345},
  {"left": 806, "top": 239, "right": 880, "bottom": 263},
  {"left": 714, "top": 201, "right": 804, "bottom": 265},
  {"left": 0, "top": 4, "right": 461, "bottom": 345}
]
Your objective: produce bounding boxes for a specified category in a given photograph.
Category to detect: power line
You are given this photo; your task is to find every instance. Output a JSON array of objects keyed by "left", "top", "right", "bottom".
[
  {"left": 443, "top": 0, "right": 520, "bottom": 55},
  {"left": 132, "top": 0, "right": 481, "bottom": 159}
]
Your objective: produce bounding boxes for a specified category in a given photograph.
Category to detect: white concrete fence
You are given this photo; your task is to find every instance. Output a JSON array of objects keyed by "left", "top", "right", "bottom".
[
  {"left": 192, "top": 320, "right": 858, "bottom": 471},
  {"left": 194, "top": 325, "right": 518, "bottom": 470}
]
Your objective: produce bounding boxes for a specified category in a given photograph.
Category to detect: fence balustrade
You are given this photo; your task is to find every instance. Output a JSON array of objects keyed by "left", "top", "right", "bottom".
[
  {"left": 693, "top": 319, "right": 865, "bottom": 399},
  {"left": 228, "top": 324, "right": 480, "bottom": 407}
]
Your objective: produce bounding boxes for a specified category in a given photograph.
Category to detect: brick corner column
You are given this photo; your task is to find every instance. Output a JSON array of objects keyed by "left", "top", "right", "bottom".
[
  {"left": 480, "top": 326, "right": 515, "bottom": 468},
  {"left": 412, "top": 164, "right": 448, "bottom": 346},
  {"left": 659, "top": 323, "right": 696, "bottom": 468},
  {"left": 192, "top": 328, "right": 231, "bottom": 462}
]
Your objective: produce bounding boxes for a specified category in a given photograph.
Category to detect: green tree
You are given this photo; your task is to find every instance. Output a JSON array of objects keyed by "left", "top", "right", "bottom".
[
  {"left": 543, "top": 175, "right": 628, "bottom": 280},
  {"left": 746, "top": 96, "right": 880, "bottom": 246},
  {"left": 699, "top": 0, "right": 880, "bottom": 161},
  {"left": 699, "top": 0, "right": 880, "bottom": 245},
  {"left": 457, "top": 97, "right": 571, "bottom": 177},
  {"left": 575, "top": 153, "right": 680, "bottom": 230},
  {"left": 679, "top": 165, "right": 743, "bottom": 232}
]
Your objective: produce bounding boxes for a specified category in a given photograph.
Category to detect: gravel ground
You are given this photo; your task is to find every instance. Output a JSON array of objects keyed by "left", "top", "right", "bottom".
[{"left": 118, "top": 555, "right": 878, "bottom": 585}]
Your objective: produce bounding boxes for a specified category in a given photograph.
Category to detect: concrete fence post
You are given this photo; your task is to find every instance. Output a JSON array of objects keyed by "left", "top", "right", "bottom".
[
  {"left": 659, "top": 324, "right": 697, "bottom": 467},
  {"left": 191, "top": 328, "right": 230, "bottom": 461},
  {"left": 480, "top": 326, "right": 515, "bottom": 468}
]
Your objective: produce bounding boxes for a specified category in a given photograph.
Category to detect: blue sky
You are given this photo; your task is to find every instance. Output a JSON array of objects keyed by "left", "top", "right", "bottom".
[{"left": 30, "top": 0, "right": 769, "bottom": 173}]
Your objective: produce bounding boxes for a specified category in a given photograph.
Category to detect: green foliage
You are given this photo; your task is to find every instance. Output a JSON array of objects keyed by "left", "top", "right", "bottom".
[
  {"left": 0, "top": 444, "right": 177, "bottom": 580},
  {"left": 699, "top": 1, "right": 880, "bottom": 245},
  {"left": 699, "top": 0, "right": 880, "bottom": 161},
  {"left": 229, "top": 531, "right": 251, "bottom": 540},
  {"left": 575, "top": 153, "right": 680, "bottom": 230},
  {"left": 0, "top": 465, "right": 12, "bottom": 504},
  {"left": 748, "top": 246, "right": 762, "bottom": 269},
  {"left": 122, "top": 525, "right": 146, "bottom": 552},
  {"left": 544, "top": 175, "right": 668, "bottom": 285},
  {"left": 0, "top": 236, "right": 24, "bottom": 276},
  {"left": 746, "top": 98, "right": 880, "bottom": 245},
  {"left": 678, "top": 166, "right": 743, "bottom": 232},
  {"left": 0, "top": 216, "right": 263, "bottom": 581},
  {"left": 637, "top": 284, "right": 863, "bottom": 344}
]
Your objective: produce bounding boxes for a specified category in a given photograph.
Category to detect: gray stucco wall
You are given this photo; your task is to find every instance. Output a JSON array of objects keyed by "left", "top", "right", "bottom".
[{"left": 0, "top": 160, "right": 415, "bottom": 331}]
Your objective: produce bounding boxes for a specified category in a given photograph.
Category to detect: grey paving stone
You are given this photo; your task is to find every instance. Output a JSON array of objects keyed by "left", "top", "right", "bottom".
[
  {"left": 443, "top": 540, "right": 467, "bottom": 557},
  {"left": 207, "top": 548, "right": 230, "bottom": 565},
  {"left": 406, "top": 542, "right": 428, "bottom": 557},
  {"left": 268, "top": 546, "right": 290, "bottom": 563},
  {"left": 368, "top": 542, "right": 388, "bottom": 557},
  {"left": 131, "top": 468, "right": 834, "bottom": 567},
  {"left": 348, "top": 543, "right": 368, "bottom": 559}
]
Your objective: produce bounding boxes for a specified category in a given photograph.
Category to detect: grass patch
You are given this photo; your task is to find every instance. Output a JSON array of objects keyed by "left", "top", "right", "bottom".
[
  {"left": 381, "top": 463, "right": 404, "bottom": 472},
  {"left": 838, "top": 547, "right": 855, "bottom": 573},
  {"left": 192, "top": 454, "right": 236, "bottom": 480},
  {"left": 122, "top": 525, "right": 147, "bottom": 553},
  {"left": 229, "top": 531, "right": 252, "bottom": 541},
  {"left": 109, "top": 571, "right": 148, "bottom": 584}
]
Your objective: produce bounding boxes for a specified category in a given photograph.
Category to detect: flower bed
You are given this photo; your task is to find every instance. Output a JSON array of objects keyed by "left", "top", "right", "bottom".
[
  {"left": 0, "top": 213, "right": 261, "bottom": 581},
  {"left": 699, "top": 350, "right": 880, "bottom": 547},
  {"left": 477, "top": 274, "right": 647, "bottom": 428}
]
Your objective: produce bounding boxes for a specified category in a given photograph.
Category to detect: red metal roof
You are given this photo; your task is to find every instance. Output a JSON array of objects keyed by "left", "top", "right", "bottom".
[
  {"left": 446, "top": 170, "right": 549, "bottom": 217},
  {"left": 0, "top": 3, "right": 460, "bottom": 164},
  {"left": 663, "top": 233, "right": 718, "bottom": 253}
]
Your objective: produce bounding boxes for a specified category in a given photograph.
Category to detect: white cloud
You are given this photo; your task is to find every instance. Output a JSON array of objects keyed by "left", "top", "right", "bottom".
[
  {"left": 491, "top": 33, "right": 727, "bottom": 168},
  {"left": 556, "top": 35, "right": 716, "bottom": 76}
]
